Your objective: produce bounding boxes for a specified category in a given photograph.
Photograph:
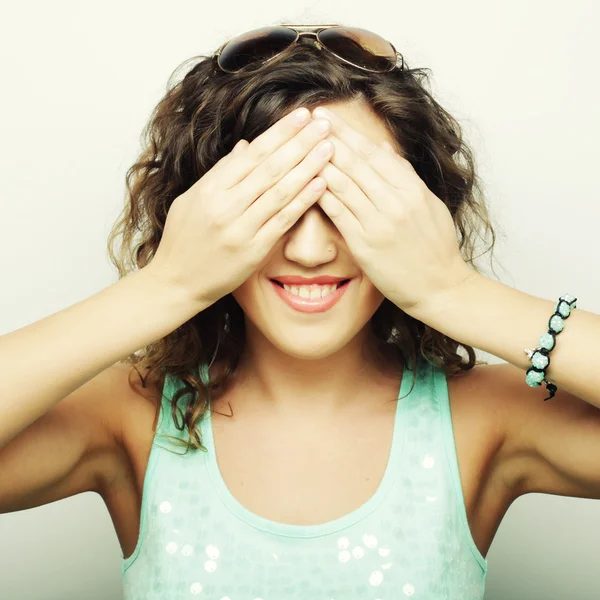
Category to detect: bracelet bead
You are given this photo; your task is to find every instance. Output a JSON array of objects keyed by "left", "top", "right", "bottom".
[
  {"left": 539, "top": 332, "right": 555, "bottom": 351},
  {"left": 531, "top": 350, "right": 550, "bottom": 370},
  {"left": 556, "top": 300, "right": 573, "bottom": 318},
  {"left": 549, "top": 314, "right": 565, "bottom": 333},
  {"left": 526, "top": 369, "right": 545, "bottom": 387}
]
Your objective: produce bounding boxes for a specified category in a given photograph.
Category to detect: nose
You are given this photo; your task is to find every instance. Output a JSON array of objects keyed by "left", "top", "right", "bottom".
[{"left": 281, "top": 204, "right": 340, "bottom": 266}]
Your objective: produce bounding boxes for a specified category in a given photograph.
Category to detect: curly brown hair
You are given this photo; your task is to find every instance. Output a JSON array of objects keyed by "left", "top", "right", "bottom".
[{"left": 107, "top": 24, "right": 503, "bottom": 454}]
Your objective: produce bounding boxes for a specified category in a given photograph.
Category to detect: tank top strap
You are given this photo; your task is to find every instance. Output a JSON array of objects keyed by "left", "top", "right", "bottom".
[
  {"left": 410, "top": 355, "right": 447, "bottom": 409},
  {"left": 152, "top": 363, "right": 208, "bottom": 452}
]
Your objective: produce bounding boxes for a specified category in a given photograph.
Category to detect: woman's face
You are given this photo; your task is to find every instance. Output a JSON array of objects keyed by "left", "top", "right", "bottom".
[{"left": 231, "top": 99, "right": 400, "bottom": 361}]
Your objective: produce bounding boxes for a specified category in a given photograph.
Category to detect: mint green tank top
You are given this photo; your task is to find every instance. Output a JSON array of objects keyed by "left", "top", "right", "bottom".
[{"left": 121, "top": 355, "right": 488, "bottom": 599}]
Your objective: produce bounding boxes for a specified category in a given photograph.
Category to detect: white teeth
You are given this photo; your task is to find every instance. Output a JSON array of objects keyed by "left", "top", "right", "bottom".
[{"left": 282, "top": 283, "right": 339, "bottom": 299}]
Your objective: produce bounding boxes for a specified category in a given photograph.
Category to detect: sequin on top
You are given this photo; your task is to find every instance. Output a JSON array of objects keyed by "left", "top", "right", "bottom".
[{"left": 121, "top": 355, "right": 488, "bottom": 599}]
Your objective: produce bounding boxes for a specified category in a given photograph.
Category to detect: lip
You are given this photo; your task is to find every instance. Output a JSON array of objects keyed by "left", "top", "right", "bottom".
[{"left": 270, "top": 278, "right": 352, "bottom": 313}]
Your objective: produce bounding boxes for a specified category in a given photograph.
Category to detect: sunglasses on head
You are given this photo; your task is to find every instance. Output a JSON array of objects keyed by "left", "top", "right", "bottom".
[{"left": 213, "top": 24, "right": 404, "bottom": 74}]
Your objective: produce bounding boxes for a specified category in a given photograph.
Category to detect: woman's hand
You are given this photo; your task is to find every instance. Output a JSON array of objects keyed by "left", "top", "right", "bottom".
[
  {"left": 311, "top": 106, "right": 477, "bottom": 316},
  {"left": 146, "top": 108, "right": 334, "bottom": 307}
]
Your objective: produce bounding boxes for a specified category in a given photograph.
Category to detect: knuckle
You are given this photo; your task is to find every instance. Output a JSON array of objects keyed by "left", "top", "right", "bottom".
[
  {"left": 336, "top": 152, "right": 355, "bottom": 174},
  {"left": 276, "top": 207, "right": 292, "bottom": 229},
  {"left": 248, "top": 142, "right": 269, "bottom": 164},
  {"left": 360, "top": 141, "right": 379, "bottom": 161},
  {"left": 264, "top": 156, "right": 284, "bottom": 180},
  {"left": 331, "top": 171, "right": 350, "bottom": 194},
  {"left": 350, "top": 153, "right": 363, "bottom": 171},
  {"left": 392, "top": 205, "right": 411, "bottom": 224},
  {"left": 270, "top": 183, "right": 288, "bottom": 204},
  {"left": 212, "top": 208, "right": 229, "bottom": 228},
  {"left": 221, "top": 230, "right": 240, "bottom": 252}
]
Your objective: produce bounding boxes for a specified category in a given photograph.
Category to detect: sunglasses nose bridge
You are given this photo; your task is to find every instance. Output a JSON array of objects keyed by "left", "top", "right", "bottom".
[{"left": 295, "top": 31, "right": 321, "bottom": 47}]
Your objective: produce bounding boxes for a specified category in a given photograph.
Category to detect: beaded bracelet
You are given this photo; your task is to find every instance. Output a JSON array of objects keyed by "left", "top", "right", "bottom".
[{"left": 523, "top": 293, "right": 577, "bottom": 401}]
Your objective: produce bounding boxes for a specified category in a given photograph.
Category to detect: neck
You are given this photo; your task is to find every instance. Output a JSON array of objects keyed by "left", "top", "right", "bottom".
[{"left": 214, "top": 334, "right": 403, "bottom": 418}]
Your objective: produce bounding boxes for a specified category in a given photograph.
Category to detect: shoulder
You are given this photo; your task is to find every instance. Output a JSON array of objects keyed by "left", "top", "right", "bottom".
[
  {"left": 445, "top": 361, "right": 510, "bottom": 453},
  {"left": 442, "top": 362, "right": 543, "bottom": 501},
  {"left": 469, "top": 361, "right": 600, "bottom": 499},
  {"left": 448, "top": 361, "right": 600, "bottom": 500},
  {"left": 444, "top": 361, "right": 547, "bottom": 459},
  {"left": 95, "top": 362, "right": 164, "bottom": 491},
  {"left": 103, "top": 362, "right": 163, "bottom": 438}
]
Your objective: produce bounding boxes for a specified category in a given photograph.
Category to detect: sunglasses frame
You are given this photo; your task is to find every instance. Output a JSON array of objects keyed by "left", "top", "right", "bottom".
[{"left": 213, "top": 24, "right": 404, "bottom": 74}]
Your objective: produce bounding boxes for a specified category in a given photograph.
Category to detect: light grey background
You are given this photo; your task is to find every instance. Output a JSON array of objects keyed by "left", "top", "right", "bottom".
[{"left": 1, "top": 0, "right": 599, "bottom": 599}]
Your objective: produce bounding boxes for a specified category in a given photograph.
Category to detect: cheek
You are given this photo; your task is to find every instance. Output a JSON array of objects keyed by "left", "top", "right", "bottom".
[
  {"left": 230, "top": 278, "right": 260, "bottom": 313},
  {"left": 360, "top": 276, "right": 384, "bottom": 302},
  {"left": 230, "top": 285, "right": 248, "bottom": 307},
  {"left": 363, "top": 283, "right": 386, "bottom": 314}
]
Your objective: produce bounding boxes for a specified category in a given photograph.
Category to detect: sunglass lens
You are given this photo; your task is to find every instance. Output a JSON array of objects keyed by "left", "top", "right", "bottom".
[
  {"left": 218, "top": 26, "right": 298, "bottom": 72},
  {"left": 318, "top": 27, "right": 397, "bottom": 72}
]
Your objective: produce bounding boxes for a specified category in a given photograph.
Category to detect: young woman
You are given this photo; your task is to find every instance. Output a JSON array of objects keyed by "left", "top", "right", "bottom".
[{"left": 2, "top": 22, "right": 600, "bottom": 600}]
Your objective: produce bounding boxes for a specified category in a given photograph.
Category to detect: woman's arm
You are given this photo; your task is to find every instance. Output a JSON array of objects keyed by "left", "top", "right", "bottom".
[
  {"left": 409, "top": 273, "right": 600, "bottom": 408},
  {"left": 0, "top": 267, "right": 207, "bottom": 449}
]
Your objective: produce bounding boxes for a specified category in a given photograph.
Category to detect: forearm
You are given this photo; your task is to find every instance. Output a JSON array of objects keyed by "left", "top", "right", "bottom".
[
  {"left": 407, "top": 273, "right": 600, "bottom": 408},
  {"left": 0, "top": 268, "right": 208, "bottom": 448}
]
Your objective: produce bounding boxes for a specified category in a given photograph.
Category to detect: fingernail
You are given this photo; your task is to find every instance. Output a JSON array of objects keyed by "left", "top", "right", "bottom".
[
  {"left": 315, "top": 119, "right": 331, "bottom": 134},
  {"left": 313, "top": 106, "right": 333, "bottom": 120},
  {"left": 317, "top": 140, "right": 333, "bottom": 156},
  {"left": 294, "top": 107, "right": 310, "bottom": 123}
]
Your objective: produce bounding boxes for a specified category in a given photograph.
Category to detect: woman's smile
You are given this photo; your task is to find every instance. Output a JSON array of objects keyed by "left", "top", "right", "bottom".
[{"left": 268, "top": 277, "right": 354, "bottom": 313}]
